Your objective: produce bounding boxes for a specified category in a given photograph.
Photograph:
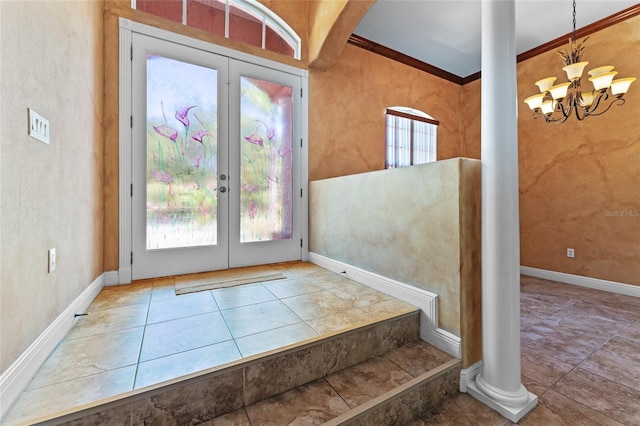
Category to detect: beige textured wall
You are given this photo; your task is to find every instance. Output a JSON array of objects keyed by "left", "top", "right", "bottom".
[
  {"left": 309, "top": 158, "right": 482, "bottom": 366},
  {"left": 309, "top": 44, "right": 465, "bottom": 181},
  {"left": 517, "top": 17, "right": 640, "bottom": 286},
  {"left": 0, "top": 1, "right": 104, "bottom": 374}
]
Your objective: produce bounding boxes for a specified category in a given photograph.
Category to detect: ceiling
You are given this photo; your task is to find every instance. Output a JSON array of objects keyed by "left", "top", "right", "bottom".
[{"left": 353, "top": 0, "right": 638, "bottom": 78}]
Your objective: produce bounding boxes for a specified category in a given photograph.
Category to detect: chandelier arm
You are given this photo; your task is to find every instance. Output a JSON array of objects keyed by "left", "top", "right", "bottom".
[
  {"left": 548, "top": 115, "right": 570, "bottom": 124},
  {"left": 585, "top": 91, "right": 608, "bottom": 114},
  {"left": 557, "top": 93, "right": 574, "bottom": 119},
  {"left": 532, "top": 111, "right": 554, "bottom": 121},
  {"left": 542, "top": 111, "right": 570, "bottom": 124},
  {"left": 573, "top": 101, "right": 586, "bottom": 121},
  {"left": 585, "top": 97, "right": 626, "bottom": 117}
]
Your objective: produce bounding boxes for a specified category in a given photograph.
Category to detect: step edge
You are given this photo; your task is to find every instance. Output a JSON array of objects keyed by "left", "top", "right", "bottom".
[
  {"left": 14, "top": 310, "right": 421, "bottom": 426},
  {"left": 323, "top": 358, "right": 461, "bottom": 426}
]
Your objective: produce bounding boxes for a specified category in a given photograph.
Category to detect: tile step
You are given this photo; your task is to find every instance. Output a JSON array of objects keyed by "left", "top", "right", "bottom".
[
  {"left": 325, "top": 358, "right": 461, "bottom": 426},
  {"left": 16, "top": 309, "right": 430, "bottom": 425},
  {"left": 237, "top": 349, "right": 461, "bottom": 426}
]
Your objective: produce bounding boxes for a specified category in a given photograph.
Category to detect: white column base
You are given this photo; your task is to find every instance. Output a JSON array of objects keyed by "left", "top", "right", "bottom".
[
  {"left": 459, "top": 361, "right": 482, "bottom": 393},
  {"left": 467, "top": 381, "right": 538, "bottom": 423}
]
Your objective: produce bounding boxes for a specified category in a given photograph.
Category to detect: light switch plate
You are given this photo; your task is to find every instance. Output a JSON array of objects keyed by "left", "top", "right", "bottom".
[
  {"left": 48, "top": 248, "right": 56, "bottom": 273},
  {"left": 28, "top": 108, "right": 50, "bottom": 144}
]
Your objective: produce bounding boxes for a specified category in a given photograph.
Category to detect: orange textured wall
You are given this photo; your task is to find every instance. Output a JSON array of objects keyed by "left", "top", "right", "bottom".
[
  {"left": 461, "top": 79, "right": 481, "bottom": 159},
  {"left": 309, "top": 44, "right": 465, "bottom": 181},
  {"left": 517, "top": 15, "right": 640, "bottom": 286},
  {"left": 454, "top": 17, "right": 639, "bottom": 287}
]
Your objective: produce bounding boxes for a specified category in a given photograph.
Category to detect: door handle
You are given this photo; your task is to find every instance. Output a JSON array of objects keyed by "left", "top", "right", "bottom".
[
  {"left": 220, "top": 174, "right": 227, "bottom": 181},
  {"left": 219, "top": 186, "right": 227, "bottom": 193}
]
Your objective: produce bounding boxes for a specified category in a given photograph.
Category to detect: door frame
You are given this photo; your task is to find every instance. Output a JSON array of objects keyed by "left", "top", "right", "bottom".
[{"left": 117, "top": 18, "right": 309, "bottom": 284}]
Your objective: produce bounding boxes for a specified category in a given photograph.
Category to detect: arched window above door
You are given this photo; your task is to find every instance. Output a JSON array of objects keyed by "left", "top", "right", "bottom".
[{"left": 132, "top": 0, "right": 301, "bottom": 59}]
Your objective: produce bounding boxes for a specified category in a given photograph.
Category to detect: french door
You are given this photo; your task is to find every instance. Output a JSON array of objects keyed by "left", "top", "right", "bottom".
[{"left": 131, "top": 33, "right": 302, "bottom": 280}]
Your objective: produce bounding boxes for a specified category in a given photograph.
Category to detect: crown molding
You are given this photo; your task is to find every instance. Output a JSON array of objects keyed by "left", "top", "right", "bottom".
[
  {"left": 349, "top": 4, "right": 640, "bottom": 86},
  {"left": 347, "top": 34, "right": 464, "bottom": 85},
  {"left": 517, "top": 4, "right": 640, "bottom": 64}
]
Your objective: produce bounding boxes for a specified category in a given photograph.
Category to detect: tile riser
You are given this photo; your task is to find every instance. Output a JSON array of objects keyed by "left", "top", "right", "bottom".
[
  {"left": 326, "top": 360, "right": 461, "bottom": 426},
  {"left": 24, "top": 312, "right": 420, "bottom": 425}
]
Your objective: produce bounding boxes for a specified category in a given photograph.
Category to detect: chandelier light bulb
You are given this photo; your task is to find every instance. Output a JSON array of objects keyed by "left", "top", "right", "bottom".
[
  {"left": 588, "top": 65, "right": 615, "bottom": 77},
  {"left": 541, "top": 99, "right": 556, "bottom": 115},
  {"left": 524, "top": 93, "right": 546, "bottom": 110},
  {"left": 535, "top": 77, "right": 557, "bottom": 93},
  {"left": 580, "top": 91, "right": 595, "bottom": 107},
  {"left": 548, "top": 82, "right": 572, "bottom": 100},
  {"left": 563, "top": 61, "right": 588, "bottom": 81},
  {"left": 610, "top": 77, "right": 636, "bottom": 96},
  {"left": 589, "top": 71, "right": 618, "bottom": 91}
]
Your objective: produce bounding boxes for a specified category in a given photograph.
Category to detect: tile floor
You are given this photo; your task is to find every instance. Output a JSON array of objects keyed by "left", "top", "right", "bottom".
[
  {"left": 408, "top": 274, "right": 640, "bottom": 425},
  {"left": 3, "top": 267, "right": 640, "bottom": 425},
  {"left": 1, "top": 262, "right": 417, "bottom": 425},
  {"left": 201, "top": 274, "right": 640, "bottom": 425}
]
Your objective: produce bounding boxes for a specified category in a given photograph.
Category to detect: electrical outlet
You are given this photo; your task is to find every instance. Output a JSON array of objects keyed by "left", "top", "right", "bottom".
[
  {"left": 566, "top": 248, "right": 575, "bottom": 258},
  {"left": 28, "top": 108, "right": 50, "bottom": 145},
  {"left": 48, "top": 248, "right": 56, "bottom": 273}
]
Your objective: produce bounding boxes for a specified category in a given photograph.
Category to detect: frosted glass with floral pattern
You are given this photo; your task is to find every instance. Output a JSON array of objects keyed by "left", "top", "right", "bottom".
[
  {"left": 145, "top": 54, "right": 219, "bottom": 249},
  {"left": 239, "top": 76, "right": 293, "bottom": 242}
]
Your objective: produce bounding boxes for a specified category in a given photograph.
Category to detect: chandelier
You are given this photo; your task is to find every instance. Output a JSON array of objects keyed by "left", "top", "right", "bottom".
[{"left": 523, "top": 0, "right": 636, "bottom": 124}]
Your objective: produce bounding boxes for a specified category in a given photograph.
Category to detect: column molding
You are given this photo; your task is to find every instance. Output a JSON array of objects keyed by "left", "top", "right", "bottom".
[{"left": 466, "top": 1, "right": 537, "bottom": 422}]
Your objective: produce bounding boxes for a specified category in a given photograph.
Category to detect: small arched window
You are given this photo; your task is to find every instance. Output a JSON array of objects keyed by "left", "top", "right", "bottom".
[
  {"left": 132, "top": 0, "right": 301, "bottom": 59},
  {"left": 385, "top": 107, "right": 438, "bottom": 169}
]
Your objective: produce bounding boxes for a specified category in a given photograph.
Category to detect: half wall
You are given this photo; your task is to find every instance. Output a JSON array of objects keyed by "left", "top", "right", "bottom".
[{"left": 309, "top": 158, "right": 481, "bottom": 367}]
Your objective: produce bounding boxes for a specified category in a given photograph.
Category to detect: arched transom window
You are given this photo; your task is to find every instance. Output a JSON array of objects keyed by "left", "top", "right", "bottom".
[{"left": 132, "top": 0, "right": 301, "bottom": 59}]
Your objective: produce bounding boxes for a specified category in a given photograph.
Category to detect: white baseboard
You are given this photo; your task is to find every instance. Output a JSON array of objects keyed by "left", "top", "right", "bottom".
[
  {"left": 118, "top": 266, "right": 132, "bottom": 285},
  {"left": 520, "top": 266, "right": 640, "bottom": 297},
  {"left": 459, "top": 361, "right": 482, "bottom": 392},
  {"left": 104, "top": 270, "right": 120, "bottom": 286},
  {"left": 309, "top": 252, "right": 461, "bottom": 359},
  {"left": 0, "top": 274, "right": 105, "bottom": 421}
]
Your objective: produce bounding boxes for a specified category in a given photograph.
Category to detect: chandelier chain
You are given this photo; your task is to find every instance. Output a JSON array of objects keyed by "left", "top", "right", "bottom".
[{"left": 572, "top": 0, "right": 577, "bottom": 43}]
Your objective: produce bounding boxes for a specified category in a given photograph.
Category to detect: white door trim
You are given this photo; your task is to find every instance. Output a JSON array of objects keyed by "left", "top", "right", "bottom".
[{"left": 118, "top": 17, "right": 308, "bottom": 284}]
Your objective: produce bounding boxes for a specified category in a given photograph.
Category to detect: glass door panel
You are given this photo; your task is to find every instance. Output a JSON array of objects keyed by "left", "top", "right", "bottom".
[
  {"left": 132, "top": 33, "right": 229, "bottom": 280},
  {"left": 229, "top": 60, "right": 301, "bottom": 267},
  {"left": 131, "top": 33, "right": 302, "bottom": 280},
  {"left": 146, "top": 55, "right": 219, "bottom": 250},
  {"left": 239, "top": 76, "right": 293, "bottom": 243}
]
